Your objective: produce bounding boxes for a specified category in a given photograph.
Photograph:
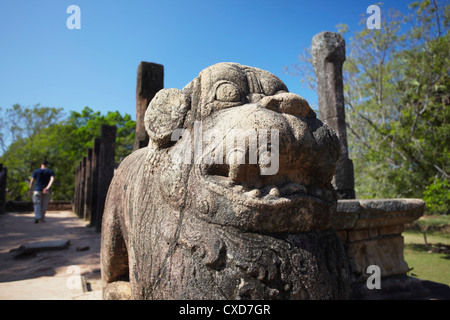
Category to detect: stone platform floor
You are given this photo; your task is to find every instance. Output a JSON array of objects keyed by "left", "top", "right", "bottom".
[
  {"left": 0, "top": 211, "right": 101, "bottom": 300},
  {"left": 0, "top": 210, "right": 448, "bottom": 300}
]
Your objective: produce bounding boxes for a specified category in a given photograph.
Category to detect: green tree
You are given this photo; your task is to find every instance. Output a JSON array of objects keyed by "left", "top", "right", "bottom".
[
  {"left": 0, "top": 105, "right": 135, "bottom": 201},
  {"left": 63, "top": 107, "right": 135, "bottom": 163},
  {"left": 286, "top": 0, "right": 449, "bottom": 214},
  {"left": 0, "top": 104, "right": 64, "bottom": 154}
]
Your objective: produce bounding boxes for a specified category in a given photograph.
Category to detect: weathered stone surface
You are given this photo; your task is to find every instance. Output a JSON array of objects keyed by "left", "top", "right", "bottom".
[
  {"left": 83, "top": 148, "right": 93, "bottom": 221},
  {"left": 88, "top": 138, "right": 100, "bottom": 227},
  {"left": 101, "top": 62, "right": 349, "bottom": 300},
  {"left": 333, "top": 199, "right": 425, "bottom": 230},
  {"left": 333, "top": 198, "right": 424, "bottom": 289},
  {"left": 346, "top": 236, "right": 409, "bottom": 282},
  {"left": 312, "top": 31, "right": 355, "bottom": 199},
  {"left": 134, "top": 62, "right": 164, "bottom": 151},
  {"left": 95, "top": 125, "right": 116, "bottom": 233},
  {"left": 78, "top": 157, "right": 86, "bottom": 219},
  {"left": 103, "top": 281, "right": 131, "bottom": 300}
]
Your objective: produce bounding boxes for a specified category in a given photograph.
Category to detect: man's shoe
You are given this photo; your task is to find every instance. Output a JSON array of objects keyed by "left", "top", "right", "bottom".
[{"left": 34, "top": 219, "right": 39, "bottom": 223}]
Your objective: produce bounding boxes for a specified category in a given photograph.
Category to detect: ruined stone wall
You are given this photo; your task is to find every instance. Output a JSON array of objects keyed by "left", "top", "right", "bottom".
[{"left": 333, "top": 199, "right": 424, "bottom": 283}]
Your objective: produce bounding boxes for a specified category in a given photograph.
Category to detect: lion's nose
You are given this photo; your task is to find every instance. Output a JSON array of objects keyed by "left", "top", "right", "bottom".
[{"left": 258, "top": 92, "right": 313, "bottom": 118}]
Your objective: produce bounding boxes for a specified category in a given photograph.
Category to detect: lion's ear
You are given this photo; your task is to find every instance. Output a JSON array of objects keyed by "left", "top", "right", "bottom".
[{"left": 144, "top": 88, "right": 190, "bottom": 148}]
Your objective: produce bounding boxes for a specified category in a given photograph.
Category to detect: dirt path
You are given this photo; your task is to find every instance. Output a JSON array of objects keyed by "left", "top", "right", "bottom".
[{"left": 0, "top": 211, "right": 102, "bottom": 300}]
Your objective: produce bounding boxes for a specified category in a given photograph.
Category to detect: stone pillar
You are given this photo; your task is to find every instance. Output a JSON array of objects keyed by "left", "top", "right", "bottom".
[
  {"left": 96, "top": 125, "right": 116, "bottom": 232},
  {"left": 0, "top": 164, "right": 7, "bottom": 215},
  {"left": 332, "top": 199, "right": 427, "bottom": 299},
  {"left": 79, "top": 157, "right": 86, "bottom": 218},
  {"left": 312, "top": 31, "right": 355, "bottom": 199},
  {"left": 133, "top": 61, "right": 164, "bottom": 151},
  {"left": 89, "top": 138, "right": 101, "bottom": 227},
  {"left": 75, "top": 161, "right": 81, "bottom": 216},
  {"left": 73, "top": 163, "right": 79, "bottom": 214},
  {"left": 76, "top": 162, "right": 81, "bottom": 215},
  {"left": 83, "top": 148, "right": 93, "bottom": 221}
]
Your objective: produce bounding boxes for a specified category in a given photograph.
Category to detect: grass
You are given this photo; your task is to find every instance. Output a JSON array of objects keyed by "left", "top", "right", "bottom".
[
  {"left": 410, "top": 214, "right": 450, "bottom": 232},
  {"left": 403, "top": 221, "right": 450, "bottom": 286}
]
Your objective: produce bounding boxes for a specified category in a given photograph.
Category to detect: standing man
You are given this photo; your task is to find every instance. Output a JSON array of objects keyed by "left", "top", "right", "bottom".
[{"left": 28, "top": 160, "right": 55, "bottom": 223}]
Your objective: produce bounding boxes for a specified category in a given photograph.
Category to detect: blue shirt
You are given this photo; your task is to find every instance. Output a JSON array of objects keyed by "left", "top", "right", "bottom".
[{"left": 32, "top": 168, "right": 55, "bottom": 191}]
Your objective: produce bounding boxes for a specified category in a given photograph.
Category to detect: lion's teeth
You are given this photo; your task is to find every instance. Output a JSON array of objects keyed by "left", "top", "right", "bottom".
[
  {"left": 245, "top": 189, "right": 261, "bottom": 198},
  {"left": 269, "top": 187, "right": 280, "bottom": 197}
]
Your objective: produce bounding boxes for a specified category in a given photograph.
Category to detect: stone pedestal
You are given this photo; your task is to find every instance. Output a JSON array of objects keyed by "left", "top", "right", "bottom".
[{"left": 332, "top": 198, "right": 429, "bottom": 299}]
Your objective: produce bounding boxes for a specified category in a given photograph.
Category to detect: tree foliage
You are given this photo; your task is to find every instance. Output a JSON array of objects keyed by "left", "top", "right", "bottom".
[
  {"left": 0, "top": 104, "right": 64, "bottom": 154},
  {"left": 0, "top": 105, "right": 135, "bottom": 201},
  {"left": 286, "top": 0, "right": 449, "bottom": 214}
]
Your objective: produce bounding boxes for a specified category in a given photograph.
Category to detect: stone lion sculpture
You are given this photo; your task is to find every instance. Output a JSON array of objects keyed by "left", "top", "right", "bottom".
[{"left": 101, "top": 62, "right": 349, "bottom": 299}]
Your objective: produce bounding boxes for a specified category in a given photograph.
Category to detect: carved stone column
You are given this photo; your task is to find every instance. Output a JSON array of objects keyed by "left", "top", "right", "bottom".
[
  {"left": 83, "top": 148, "right": 93, "bottom": 221},
  {"left": 133, "top": 62, "right": 164, "bottom": 151},
  {"left": 312, "top": 31, "right": 355, "bottom": 199},
  {"left": 89, "top": 138, "right": 100, "bottom": 227},
  {"left": 96, "top": 125, "right": 116, "bottom": 232}
]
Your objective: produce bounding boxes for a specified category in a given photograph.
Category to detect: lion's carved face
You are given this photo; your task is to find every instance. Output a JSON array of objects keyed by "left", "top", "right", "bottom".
[
  {"left": 102, "top": 63, "right": 349, "bottom": 300},
  {"left": 144, "top": 62, "right": 340, "bottom": 233}
]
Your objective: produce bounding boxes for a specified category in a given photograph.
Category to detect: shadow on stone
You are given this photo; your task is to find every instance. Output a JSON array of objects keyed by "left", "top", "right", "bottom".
[{"left": 10, "top": 239, "right": 70, "bottom": 259}]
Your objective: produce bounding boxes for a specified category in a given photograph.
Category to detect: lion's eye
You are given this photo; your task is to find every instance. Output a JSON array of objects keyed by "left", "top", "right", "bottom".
[{"left": 216, "top": 83, "right": 241, "bottom": 102}]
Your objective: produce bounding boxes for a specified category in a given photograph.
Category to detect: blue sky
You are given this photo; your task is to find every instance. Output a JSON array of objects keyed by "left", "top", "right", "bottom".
[{"left": 0, "top": 0, "right": 411, "bottom": 120}]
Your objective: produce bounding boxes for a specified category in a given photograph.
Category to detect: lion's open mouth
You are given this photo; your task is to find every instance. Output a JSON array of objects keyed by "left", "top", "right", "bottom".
[{"left": 199, "top": 163, "right": 335, "bottom": 208}]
